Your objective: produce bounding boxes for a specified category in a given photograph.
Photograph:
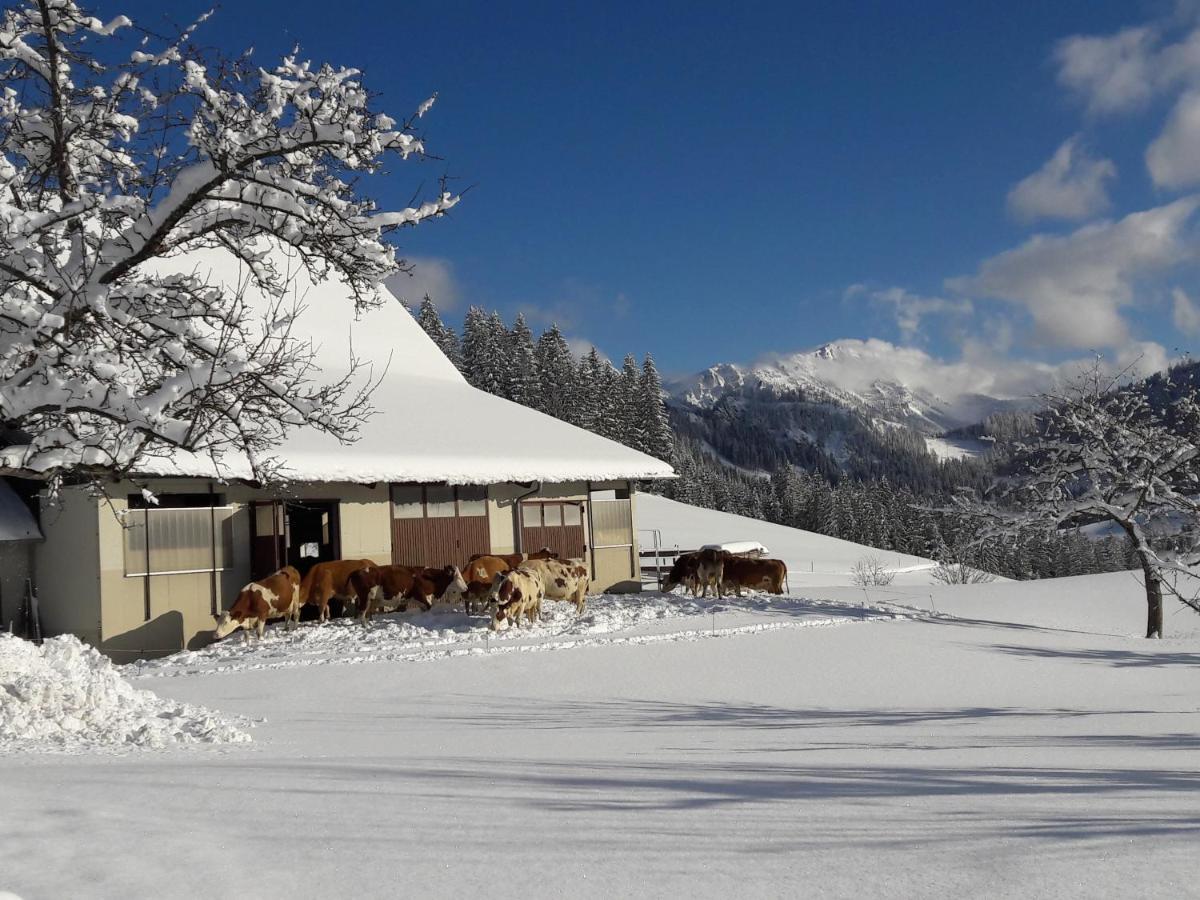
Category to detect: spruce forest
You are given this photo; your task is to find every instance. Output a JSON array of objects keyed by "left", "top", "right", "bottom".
[{"left": 414, "top": 299, "right": 1142, "bottom": 581}]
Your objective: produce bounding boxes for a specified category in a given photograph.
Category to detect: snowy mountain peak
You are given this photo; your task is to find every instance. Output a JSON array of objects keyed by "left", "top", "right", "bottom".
[{"left": 668, "top": 338, "right": 1024, "bottom": 435}]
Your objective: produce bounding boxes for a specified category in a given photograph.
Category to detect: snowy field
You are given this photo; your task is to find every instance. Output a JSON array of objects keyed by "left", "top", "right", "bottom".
[
  {"left": 3, "top": 503, "right": 1200, "bottom": 898},
  {"left": 638, "top": 491, "right": 945, "bottom": 585}
]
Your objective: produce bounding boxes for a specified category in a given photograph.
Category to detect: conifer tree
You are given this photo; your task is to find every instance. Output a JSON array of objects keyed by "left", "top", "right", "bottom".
[
  {"left": 415, "top": 297, "right": 462, "bottom": 370},
  {"left": 462, "top": 306, "right": 505, "bottom": 396},
  {"left": 620, "top": 355, "right": 646, "bottom": 450},
  {"left": 534, "top": 325, "right": 577, "bottom": 422},
  {"left": 506, "top": 314, "right": 539, "bottom": 407},
  {"left": 639, "top": 355, "right": 675, "bottom": 465}
]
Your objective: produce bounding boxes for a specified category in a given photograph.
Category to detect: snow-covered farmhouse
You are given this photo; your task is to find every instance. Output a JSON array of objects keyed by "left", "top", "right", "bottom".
[{"left": 1, "top": 249, "right": 674, "bottom": 660}]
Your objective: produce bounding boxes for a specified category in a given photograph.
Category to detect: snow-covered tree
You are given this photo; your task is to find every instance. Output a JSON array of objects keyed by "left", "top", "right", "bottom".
[
  {"left": 619, "top": 354, "right": 645, "bottom": 449},
  {"left": 0, "top": 1, "right": 456, "bottom": 489},
  {"left": 462, "top": 307, "right": 504, "bottom": 395},
  {"left": 506, "top": 313, "right": 539, "bottom": 408},
  {"left": 415, "top": 297, "right": 461, "bottom": 369},
  {"left": 973, "top": 363, "right": 1200, "bottom": 638},
  {"left": 639, "top": 354, "right": 675, "bottom": 465},
  {"left": 534, "top": 325, "right": 576, "bottom": 422}
]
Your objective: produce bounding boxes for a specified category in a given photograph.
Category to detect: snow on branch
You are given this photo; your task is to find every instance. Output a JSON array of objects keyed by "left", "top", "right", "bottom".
[
  {"left": 955, "top": 359, "right": 1200, "bottom": 636},
  {"left": 0, "top": 0, "right": 456, "bottom": 488}
]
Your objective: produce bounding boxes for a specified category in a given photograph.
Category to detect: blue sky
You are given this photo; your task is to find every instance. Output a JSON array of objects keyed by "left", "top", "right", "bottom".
[{"left": 120, "top": 1, "right": 1200, "bottom": 380}]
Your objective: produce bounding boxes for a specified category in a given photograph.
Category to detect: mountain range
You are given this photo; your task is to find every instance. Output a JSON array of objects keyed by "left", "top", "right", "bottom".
[{"left": 667, "top": 339, "right": 1030, "bottom": 437}]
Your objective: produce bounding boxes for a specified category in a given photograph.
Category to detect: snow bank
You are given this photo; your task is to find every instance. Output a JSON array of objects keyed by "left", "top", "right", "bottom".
[{"left": 0, "top": 634, "right": 252, "bottom": 753}]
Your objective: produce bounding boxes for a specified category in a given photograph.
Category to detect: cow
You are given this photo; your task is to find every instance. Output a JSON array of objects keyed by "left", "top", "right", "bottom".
[
  {"left": 212, "top": 566, "right": 302, "bottom": 642},
  {"left": 461, "top": 555, "right": 514, "bottom": 614},
  {"left": 348, "top": 564, "right": 419, "bottom": 623},
  {"left": 660, "top": 552, "right": 701, "bottom": 596},
  {"left": 300, "top": 559, "right": 378, "bottom": 623},
  {"left": 522, "top": 557, "right": 590, "bottom": 613},
  {"left": 489, "top": 566, "right": 545, "bottom": 630},
  {"left": 695, "top": 547, "right": 730, "bottom": 598},
  {"left": 720, "top": 557, "right": 788, "bottom": 596},
  {"left": 404, "top": 565, "right": 469, "bottom": 612},
  {"left": 466, "top": 547, "right": 559, "bottom": 569}
]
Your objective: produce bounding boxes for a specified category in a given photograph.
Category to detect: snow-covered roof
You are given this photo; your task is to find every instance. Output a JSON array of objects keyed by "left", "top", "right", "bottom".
[
  {"left": 0, "top": 479, "right": 40, "bottom": 541},
  {"left": 136, "top": 248, "right": 675, "bottom": 485}
]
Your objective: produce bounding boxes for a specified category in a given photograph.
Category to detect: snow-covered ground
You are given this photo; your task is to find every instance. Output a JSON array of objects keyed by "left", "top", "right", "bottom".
[
  {"left": 638, "top": 490, "right": 944, "bottom": 585},
  {"left": 3, "top": 501, "right": 1199, "bottom": 898},
  {"left": 925, "top": 434, "right": 989, "bottom": 461}
]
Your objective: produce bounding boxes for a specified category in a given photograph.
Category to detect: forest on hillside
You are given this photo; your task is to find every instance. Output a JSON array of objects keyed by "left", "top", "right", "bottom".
[{"left": 415, "top": 299, "right": 1142, "bottom": 580}]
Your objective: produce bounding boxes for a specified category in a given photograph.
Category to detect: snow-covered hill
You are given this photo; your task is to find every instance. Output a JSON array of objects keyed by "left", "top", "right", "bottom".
[
  {"left": 637, "top": 491, "right": 948, "bottom": 585},
  {"left": 669, "top": 338, "right": 1028, "bottom": 435}
]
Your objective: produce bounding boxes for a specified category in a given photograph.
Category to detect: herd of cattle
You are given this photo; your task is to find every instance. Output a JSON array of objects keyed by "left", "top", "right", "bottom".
[{"left": 211, "top": 546, "right": 788, "bottom": 643}]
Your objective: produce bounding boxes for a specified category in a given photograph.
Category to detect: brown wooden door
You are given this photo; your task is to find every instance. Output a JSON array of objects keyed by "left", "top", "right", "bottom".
[
  {"left": 250, "top": 500, "right": 285, "bottom": 580},
  {"left": 521, "top": 501, "right": 586, "bottom": 560},
  {"left": 390, "top": 485, "right": 491, "bottom": 569}
]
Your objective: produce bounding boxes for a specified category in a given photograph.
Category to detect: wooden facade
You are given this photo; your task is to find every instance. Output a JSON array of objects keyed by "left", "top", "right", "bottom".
[
  {"left": 520, "top": 500, "right": 587, "bottom": 560},
  {"left": 390, "top": 485, "right": 491, "bottom": 569}
]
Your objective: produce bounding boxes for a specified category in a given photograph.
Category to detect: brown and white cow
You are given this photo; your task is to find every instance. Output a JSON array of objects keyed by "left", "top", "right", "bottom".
[
  {"left": 488, "top": 566, "right": 545, "bottom": 630},
  {"left": 462, "top": 555, "right": 514, "bottom": 614},
  {"left": 404, "top": 565, "right": 469, "bottom": 612},
  {"left": 466, "top": 547, "right": 559, "bottom": 569},
  {"left": 522, "top": 557, "right": 590, "bottom": 613},
  {"left": 348, "top": 564, "right": 419, "bottom": 623},
  {"left": 300, "top": 559, "right": 378, "bottom": 623},
  {"left": 720, "top": 557, "right": 788, "bottom": 596},
  {"left": 212, "top": 566, "right": 302, "bottom": 642}
]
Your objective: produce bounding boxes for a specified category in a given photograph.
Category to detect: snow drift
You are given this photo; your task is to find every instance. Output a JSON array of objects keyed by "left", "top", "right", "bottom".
[{"left": 0, "top": 634, "right": 252, "bottom": 753}]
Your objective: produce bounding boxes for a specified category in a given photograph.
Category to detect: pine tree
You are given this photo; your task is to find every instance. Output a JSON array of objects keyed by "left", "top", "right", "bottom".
[
  {"left": 639, "top": 354, "right": 675, "bottom": 465},
  {"left": 620, "top": 355, "right": 646, "bottom": 450},
  {"left": 576, "top": 348, "right": 607, "bottom": 433},
  {"left": 506, "top": 314, "right": 539, "bottom": 407},
  {"left": 462, "top": 306, "right": 505, "bottom": 396},
  {"left": 415, "top": 296, "right": 462, "bottom": 370},
  {"left": 534, "top": 325, "right": 577, "bottom": 422}
]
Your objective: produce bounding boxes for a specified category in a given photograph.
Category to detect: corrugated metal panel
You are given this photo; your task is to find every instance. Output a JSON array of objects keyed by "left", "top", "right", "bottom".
[
  {"left": 123, "top": 507, "right": 235, "bottom": 576},
  {"left": 590, "top": 499, "right": 633, "bottom": 548},
  {"left": 392, "top": 514, "right": 490, "bottom": 569}
]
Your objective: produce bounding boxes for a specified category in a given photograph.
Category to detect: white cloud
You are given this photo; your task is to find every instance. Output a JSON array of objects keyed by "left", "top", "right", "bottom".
[
  {"left": 1173, "top": 287, "right": 1200, "bottom": 334},
  {"left": 1054, "top": 18, "right": 1200, "bottom": 189},
  {"left": 564, "top": 336, "right": 609, "bottom": 362},
  {"left": 517, "top": 301, "right": 579, "bottom": 331},
  {"left": 845, "top": 285, "right": 972, "bottom": 341},
  {"left": 1006, "top": 136, "right": 1117, "bottom": 222},
  {"left": 383, "top": 256, "right": 461, "bottom": 310},
  {"left": 1147, "top": 89, "right": 1200, "bottom": 188},
  {"left": 1054, "top": 26, "right": 1161, "bottom": 115},
  {"left": 948, "top": 197, "right": 1200, "bottom": 348}
]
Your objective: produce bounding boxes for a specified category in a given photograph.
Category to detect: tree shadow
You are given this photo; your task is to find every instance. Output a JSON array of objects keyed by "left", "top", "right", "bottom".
[{"left": 990, "top": 643, "right": 1200, "bottom": 668}]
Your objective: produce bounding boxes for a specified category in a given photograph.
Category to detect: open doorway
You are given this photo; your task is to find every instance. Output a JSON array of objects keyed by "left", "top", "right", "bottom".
[{"left": 250, "top": 499, "right": 341, "bottom": 581}]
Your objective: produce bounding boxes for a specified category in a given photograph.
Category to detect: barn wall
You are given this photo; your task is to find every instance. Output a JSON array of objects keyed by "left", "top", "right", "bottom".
[
  {"left": 95, "top": 480, "right": 249, "bottom": 661},
  {"left": 222, "top": 482, "right": 391, "bottom": 565},
  {"left": 90, "top": 479, "right": 391, "bottom": 660},
  {"left": 589, "top": 482, "right": 642, "bottom": 593},
  {"left": 33, "top": 486, "right": 102, "bottom": 645},
  {"left": 486, "top": 482, "right": 590, "bottom": 557}
]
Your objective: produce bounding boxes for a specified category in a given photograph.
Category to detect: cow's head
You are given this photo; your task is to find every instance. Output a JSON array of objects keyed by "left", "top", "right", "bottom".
[
  {"left": 441, "top": 565, "right": 467, "bottom": 601},
  {"left": 489, "top": 577, "right": 521, "bottom": 630},
  {"left": 212, "top": 608, "right": 246, "bottom": 641},
  {"left": 529, "top": 547, "right": 559, "bottom": 560}
]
